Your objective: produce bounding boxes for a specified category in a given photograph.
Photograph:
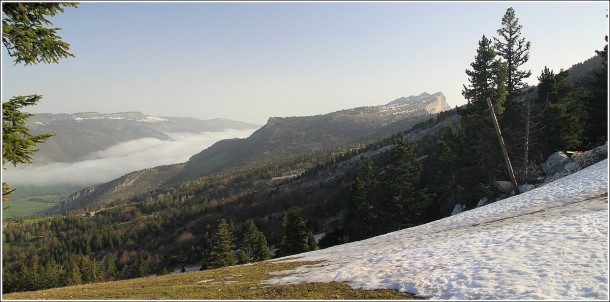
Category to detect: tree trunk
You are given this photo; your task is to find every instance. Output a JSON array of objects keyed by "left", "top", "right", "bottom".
[
  {"left": 487, "top": 98, "right": 521, "bottom": 195},
  {"left": 523, "top": 98, "right": 530, "bottom": 181}
]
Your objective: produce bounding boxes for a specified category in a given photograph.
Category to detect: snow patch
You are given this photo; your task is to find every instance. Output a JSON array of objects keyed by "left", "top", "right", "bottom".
[{"left": 264, "top": 159, "right": 609, "bottom": 300}]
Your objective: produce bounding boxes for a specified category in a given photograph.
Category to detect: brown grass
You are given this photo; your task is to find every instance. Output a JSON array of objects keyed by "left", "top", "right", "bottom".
[{"left": 2, "top": 260, "right": 424, "bottom": 300}]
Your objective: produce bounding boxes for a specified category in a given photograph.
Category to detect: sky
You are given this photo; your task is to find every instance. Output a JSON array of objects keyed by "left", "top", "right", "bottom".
[
  {"left": 2, "top": 1, "right": 608, "bottom": 125},
  {"left": 265, "top": 158, "right": 609, "bottom": 300}
]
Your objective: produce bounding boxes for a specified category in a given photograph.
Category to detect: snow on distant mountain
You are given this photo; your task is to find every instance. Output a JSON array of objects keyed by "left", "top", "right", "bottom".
[
  {"left": 266, "top": 159, "right": 609, "bottom": 300},
  {"left": 70, "top": 112, "right": 168, "bottom": 122}
]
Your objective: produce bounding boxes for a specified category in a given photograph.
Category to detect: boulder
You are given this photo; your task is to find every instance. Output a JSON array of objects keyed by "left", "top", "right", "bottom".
[
  {"left": 495, "top": 181, "right": 514, "bottom": 194},
  {"left": 542, "top": 151, "right": 571, "bottom": 177},
  {"left": 451, "top": 203, "right": 466, "bottom": 216},
  {"left": 544, "top": 142, "right": 608, "bottom": 184},
  {"left": 564, "top": 141, "right": 608, "bottom": 174},
  {"left": 476, "top": 197, "right": 488, "bottom": 208}
]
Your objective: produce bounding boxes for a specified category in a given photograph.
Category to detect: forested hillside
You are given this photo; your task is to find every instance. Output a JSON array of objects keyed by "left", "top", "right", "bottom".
[
  {"left": 45, "top": 92, "right": 449, "bottom": 216},
  {"left": 2, "top": 5, "right": 607, "bottom": 296}
]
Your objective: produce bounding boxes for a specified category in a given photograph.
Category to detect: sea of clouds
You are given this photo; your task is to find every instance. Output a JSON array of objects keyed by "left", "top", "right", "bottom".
[{"left": 3, "top": 128, "right": 257, "bottom": 187}]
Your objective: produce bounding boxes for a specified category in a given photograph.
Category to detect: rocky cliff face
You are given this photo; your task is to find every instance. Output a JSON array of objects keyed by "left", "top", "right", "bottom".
[
  {"left": 424, "top": 93, "right": 452, "bottom": 113},
  {"left": 189, "top": 92, "right": 450, "bottom": 169},
  {"left": 386, "top": 92, "right": 450, "bottom": 114}
]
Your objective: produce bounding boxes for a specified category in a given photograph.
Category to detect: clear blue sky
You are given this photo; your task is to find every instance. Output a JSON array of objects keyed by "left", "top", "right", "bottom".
[{"left": 2, "top": 1, "right": 608, "bottom": 124}]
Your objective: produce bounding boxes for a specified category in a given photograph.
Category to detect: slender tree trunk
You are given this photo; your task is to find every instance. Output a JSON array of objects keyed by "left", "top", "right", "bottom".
[
  {"left": 523, "top": 98, "right": 530, "bottom": 181},
  {"left": 486, "top": 98, "right": 521, "bottom": 195}
]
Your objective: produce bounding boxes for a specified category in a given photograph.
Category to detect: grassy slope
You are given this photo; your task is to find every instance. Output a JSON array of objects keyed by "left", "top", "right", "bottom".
[
  {"left": 2, "top": 260, "right": 423, "bottom": 300},
  {"left": 2, "top": 184, "right": 85, "bottom": 218},
  {"left": 2, "top": 197, "right": 58, "bottom": 218}
]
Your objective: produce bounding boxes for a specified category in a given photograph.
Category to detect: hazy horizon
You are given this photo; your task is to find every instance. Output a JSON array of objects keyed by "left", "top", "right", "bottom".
[
  {"left": 2, "top": 1, "right": 608, "bottom": 125},
  {"left": 3, "top": 128, "right": 258, "bottom": 187}
]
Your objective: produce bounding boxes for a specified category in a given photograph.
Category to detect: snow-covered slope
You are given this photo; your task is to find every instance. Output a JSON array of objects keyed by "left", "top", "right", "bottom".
[{"left": 266, "top": 160, "right": 609, "bottom": 300}]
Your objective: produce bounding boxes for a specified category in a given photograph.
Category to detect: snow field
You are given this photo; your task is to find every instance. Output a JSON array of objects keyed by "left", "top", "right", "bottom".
[{"left": 265, "top": 159, "right": 609, "bottom": 300}]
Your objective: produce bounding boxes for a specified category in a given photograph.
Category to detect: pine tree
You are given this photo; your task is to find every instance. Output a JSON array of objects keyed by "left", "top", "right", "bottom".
[
  {"left": 2, "top": 2, "right": 78, "bottom": 65},
  {"left": 536, "top": 68, "right": 587, "bottom": 158},
  {"left": 345, "top": 177, "right": 368, "bottom": 239},
  {"left": 493, "top": 7, "right": 532, "bottom": 98},
  {"left": 462, "top": 35, "right": 509, "bottom": 201},
  {"left": 1, "top": 3, "right": 77, "bottom": 204},
  {"left": 382, "top": 136, "right": 432, "bottom": 231},
  {"left": 241, "top": 219, "right": 270, "bottom": 263},
  {"left": 493, "top": 7, "right": 532, "bottom": 168},
  {"left": 134, "top": 253, "right": 150, "bottom": 278},
  {"left": 207, "top": 218, "right": 237, "bottom": 269},
  {"left": 2, "top": 269, "right": 16, "bottom": 293},
  {"left": 63, "top": 256, "right": 82, "bottom": 286},
  {"left": 279, "top": 207, "right": 309, "bottom": 256},
  {"left": 344, "top": 156, "right": 378, "bottom": 240},
  {"left": 2, "top": 96, "right": 53, "bottom": 202},
  {"left": 158, "top": 267, "right": 170, "bottom": 276},
  {"left": 103, "top": 253, "right": 118, "bottom": 280},
  {"left": 43, "top": 259, "right": 62, "bottom": 289},
  {"left": 429, "top": 123, "right": 473, "bottom": 207},
  {"left": 237, "top": 250, "right": 249, "bottom": 264},
  {"left": 253, "top": 232, "right": 271, "bottom": 261},
  {"left": 21, "top": 262, "right": 43, "bottom": 291},
  {"left": 307, "top": 231, "right": 318, "bottom": 251}
]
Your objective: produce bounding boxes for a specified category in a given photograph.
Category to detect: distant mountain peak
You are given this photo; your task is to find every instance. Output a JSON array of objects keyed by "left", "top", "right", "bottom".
[{"left": 385, "top": 92, "right": 450, "bottom": 114}]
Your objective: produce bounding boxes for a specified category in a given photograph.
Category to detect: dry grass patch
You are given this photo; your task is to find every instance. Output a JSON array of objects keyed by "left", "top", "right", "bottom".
[{"left": 3, "top": 260, "right": 423, "bottom": 300}]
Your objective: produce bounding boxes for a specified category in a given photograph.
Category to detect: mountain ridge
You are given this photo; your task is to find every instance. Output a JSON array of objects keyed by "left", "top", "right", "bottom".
[
  {"left": 189, "top": 92, "right": 449, "bottom": 164},
  {"left": 47, "top": 92, "right": 450, "bottom": 215}
]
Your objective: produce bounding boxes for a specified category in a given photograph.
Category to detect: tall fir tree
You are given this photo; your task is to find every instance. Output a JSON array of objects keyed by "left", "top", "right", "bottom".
[
  {"left": 344, "top": 156, "right": 378, "bottom": 240},
  {"left": 462, "top": 35, "right": 508, "bottom": 201},
  {"left": 493, "top": 7, "right": 532, "bottom": 169},
  {"left": 103, "top": 253, "right": 118, "bottom": 280},
  {"left": 493, "top": 7, "right": 531, "bottom": 98},
  {"left": 206, "top": 219, "right": 237, "bottom": 269},
  {"left": 382, "top": 136, "right": 432, "bottom": 231},
  {"left": 134, "top": 253, "right": 150, "bottom": 278},
  {"left": 345, "top": 177, "right": 369, "bottom": 240},
  {"left": 63, "top": 256, "right": 82, "bottom": 286},
  {"left": 428, "top": 123, "right": 476, "bottom": 209},
  {"left": 279, "top": 207, "right": 309, "bottom": 256},
  {"left": 241, "top": 219, "right": 270, "bottom": 263},
  {"left": 42, "top": 260, "right": 62, "bottom": 289},
  {"left": 536, "top": 68, "right": 587, "bottom": 158},
  {"left": 80, "top": 256, "right": 103, "bottom": 283}
]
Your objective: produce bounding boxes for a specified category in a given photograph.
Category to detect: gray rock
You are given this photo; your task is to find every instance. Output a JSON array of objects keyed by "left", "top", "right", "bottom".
[
  {"left": 476, "top": 197, "right": 488, "bottom": 208},
  {"left": 451, "top": 203, "right": 466, "bottom": 216},
  {"left": 495, "top": 181, "right": 514, "bottom": 194},
  {"left": 543, "top": 142, "right": 608, "bottom": 184},
  {"left": 542, "top": 151, "right": 571, "bottom": 177}
]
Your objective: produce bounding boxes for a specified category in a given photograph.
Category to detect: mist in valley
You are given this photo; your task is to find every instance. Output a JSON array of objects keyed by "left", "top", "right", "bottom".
[{"left": 4, "top": 128, "right": 258, "bottom": 188}]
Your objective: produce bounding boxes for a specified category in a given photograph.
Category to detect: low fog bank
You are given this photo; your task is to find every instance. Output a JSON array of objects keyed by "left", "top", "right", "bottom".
[{"left": 4, "top": 128, "right": 257, "bottom": 187}]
